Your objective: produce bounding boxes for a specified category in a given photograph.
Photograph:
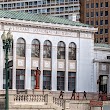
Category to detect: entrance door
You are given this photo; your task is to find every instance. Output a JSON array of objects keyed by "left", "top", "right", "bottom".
[{"left": 99, "top": 75, "right": 108, "bottom": 93}]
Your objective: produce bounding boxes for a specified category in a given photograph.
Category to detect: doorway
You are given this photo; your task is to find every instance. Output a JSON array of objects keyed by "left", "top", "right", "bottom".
[{"left": 99, "top": 75, "right": 108, "bottom": 93}]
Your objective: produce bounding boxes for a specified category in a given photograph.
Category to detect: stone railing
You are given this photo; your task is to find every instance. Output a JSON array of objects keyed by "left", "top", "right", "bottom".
[
  {"left": 13, "top": 94, "right": 45, "bottom": 102},
  {"left": 53, "top": 97, "right": 65, "bottom": 108}
]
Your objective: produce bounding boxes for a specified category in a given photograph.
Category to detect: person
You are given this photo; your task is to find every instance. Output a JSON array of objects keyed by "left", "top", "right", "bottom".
[
  {"left": 59, "top": 91, "right": 64, "bottom": 99},
  {"left": 98, "top": 91, "right": 102, "bottom": 101},
  {"left": 83, "top": 91, "right": 87, "bottom": 100},
  {"left": 70, "top": 89, "right": 76, "bottom": 100}
]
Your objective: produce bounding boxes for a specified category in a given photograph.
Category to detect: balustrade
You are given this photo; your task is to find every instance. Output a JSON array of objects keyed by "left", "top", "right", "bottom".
[
  {"left": 13, "top": 94, "right": 45, "bottom": 102},
  {"left": 53, "top": 97, "right": 64, "bottom": 108}
]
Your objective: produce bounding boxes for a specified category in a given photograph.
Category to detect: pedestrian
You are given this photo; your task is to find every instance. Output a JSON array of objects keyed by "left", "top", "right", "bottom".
[
  {"left": 98, "top": 91, "right": 102, "bottom": 101},
  {"left": 59, "top": 91, "right": 64, "bottom": 99},
  {"left": 70, "top": 89, "right": 76, "bottom": 100},
  {"left": 83, "top": 91, "right": 87, "bottom": 100}
]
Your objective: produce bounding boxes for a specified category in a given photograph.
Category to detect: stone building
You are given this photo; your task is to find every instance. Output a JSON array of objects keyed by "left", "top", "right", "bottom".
[{"left": 0, "top": 9, "right": 107, "bottom": 93}]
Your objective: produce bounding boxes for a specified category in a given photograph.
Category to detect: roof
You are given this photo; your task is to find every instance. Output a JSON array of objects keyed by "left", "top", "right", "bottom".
[{"left": 0, "top": 10, "right": 91, "bottom": 27}]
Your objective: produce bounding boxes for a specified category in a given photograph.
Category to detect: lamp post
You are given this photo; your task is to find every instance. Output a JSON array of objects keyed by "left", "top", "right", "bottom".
[{"left": 1, "top": 29, "right": 13, "bottom": 110}]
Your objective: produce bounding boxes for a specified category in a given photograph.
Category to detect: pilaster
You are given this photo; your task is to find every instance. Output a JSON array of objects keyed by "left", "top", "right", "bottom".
[
  {"left": 65, "top": 47, "right": 68, "bottom": 91},
  {"left": 40, "top": 44, "right": 43, "bottom": 90},
  {"left": 52, "top": 46, "right": 57, "bottom": 91},
  {"left": 12, "top": 42, "right": 16, "bottom": 89},
  {"left": 25, "top": 44, "right": 31, "bottom": 89}
]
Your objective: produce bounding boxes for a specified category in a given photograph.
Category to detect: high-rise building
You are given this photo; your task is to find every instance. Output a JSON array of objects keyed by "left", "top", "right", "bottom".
[
  {"left": 80, "top": 0, "right": 110, "bottom": 44},
  {"left": 0, "top": 0, "right": 80, "bottom": 21}
]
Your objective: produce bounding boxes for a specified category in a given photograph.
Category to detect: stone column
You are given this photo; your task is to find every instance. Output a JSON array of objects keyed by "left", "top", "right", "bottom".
[
  {"left": 52, "top": 46, "right": 57, "bottom": 91},
  {"left": 0, "top": 40, "right": 3, "bottom": 89},
  {"left": 64, "top": 100, "right": 70, "bottom": 110},
  {"left": 65, "top": 47, "right": 68, "bottom": 91},
  {"left": 40, "top": 44, "right": 43, "bottom": 90},
  {"left": 12, "top": 42, "right": 17, "bottom": 89},
  {"left": 25, "top": 44, "right": 31, "bottom": 89}
]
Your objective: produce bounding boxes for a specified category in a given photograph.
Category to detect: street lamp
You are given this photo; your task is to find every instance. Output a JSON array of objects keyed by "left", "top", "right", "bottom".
[{"left": 1, "top": 29, "right": 13, "bottom": 110}]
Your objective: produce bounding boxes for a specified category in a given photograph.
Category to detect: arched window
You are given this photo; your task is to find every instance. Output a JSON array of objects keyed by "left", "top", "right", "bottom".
[
  {"left": 69, "top": 42, "right": 76, "bottom": 60},
  {"left": 31, "top": 39, "right": 40, "bottom": 57},
  {"left": 16, "top": 38, "right": 25, "bottom": 57},
  {"left": 57, "top": 41, "right": 65, "bottom": 59},
  {"left": 43, "top": 40, "right": 51, "bottom": 58}
]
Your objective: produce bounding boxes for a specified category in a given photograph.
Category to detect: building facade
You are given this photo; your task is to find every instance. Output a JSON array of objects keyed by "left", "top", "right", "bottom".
[
  {"left": 0, "top": 0, "right": 80, "bottom": 21},
  {"left": 80, "top": 0, "right": 110, "bottom": 44},
  {"left": 0, "top": 10, "right": 98, "bottom": 92}
]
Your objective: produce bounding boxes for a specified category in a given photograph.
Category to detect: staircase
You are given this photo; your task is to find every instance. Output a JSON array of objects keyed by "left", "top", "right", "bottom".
[{"left": 8, "top": 93, "right": 65, "bottom": 110}]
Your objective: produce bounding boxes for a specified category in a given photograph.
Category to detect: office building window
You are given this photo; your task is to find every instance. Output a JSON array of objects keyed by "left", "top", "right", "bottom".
[
  {"left": 100, "top": 11, "right": 103, "bottom": 16},
  {"left": 91, "top": 21, "right": 94, "bottom": 25},
  {"left": 96, "top": 21, "right": 98, "bottom": 25},
  {"left": 100, "top": 2, "right": 103, "bottom": 7},
  {"left": 100, "top": 38, "right": 103, "bottom": 43},
  {"left": 91, "top": 3, "right": 94, "bottom": 8},
  {"left": 43, "top": 40, "right": 52, "bottom": 58},
  {"left": 86, "top": 12, "right": 89, "bottom": 17},
  {"left": 16, "top": 38, "right": 25, "bottom": 57},
  {"left": 43, "top": 70, "right": 51, "bottom": 90},
  {"left": 105, "top": 11, "right": 108, "bottom": 16},
  {"left": 105, "top": 38, "right": 108, "bottom": 42},
  {"left": 16, "top": 69, "right": 25, "bottom": 89},
  {"left": 100, "top": 20, "right": 103, "bottom": 25},
  {"left": 91, "top": 12, "right": 94, "bottom": 17},
  {"left": 31, "top": 39, "right": 40, "bottom": 57},
  {"left": 57, "top": 71, "right": 65, "bottom": 90},
  {"left": 86, "top": 21, "right": 89, "bottom": 24},
  {"left": 68, "top": 72, "right": 76, "bottom": 91},
  {"left": 105, "top": 20, "right": 108, "bottom": 24},
  {"left": 105, "top": 29, "right": 108, "bottom": 33},
  {"left": 96, "top": 3, "right": 98, "bottom": 8},
  {"left": 31, "top": 70, "right": 35, "bottom": 89},
  {"left": 57, "top": 41, "right": 65, "bottom": 59},
  {"left": 105, "top": 2, "right": 108, "bottom": 7},
  {"left": 69, "top": 42, "right": 76, "bottom": 60},
  {"left": 86, "top": 4, "right": 89, "bottom": 8},
  {"left": 96, "top": 12, "right": 98, "bottom": 16},
  {"left": 100, "top": 29, "right": 103, "bottom": 34}
]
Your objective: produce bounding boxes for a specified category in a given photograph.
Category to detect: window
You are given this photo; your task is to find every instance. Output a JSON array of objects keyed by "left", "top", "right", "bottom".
[
  {"left": 91, "top": 12, "right": 94, "bottom": 17},
  {"left": 86, "top": 4, "right": 89, "bottom": 8},
  {"left": 16, "top": 69, "right": 25, "bottom": 89},
  {"left": 16, "top": 38, "right": 25, "bottom": 57},
  {"left": 86, "top": 12, "right": 89, "bottom": 17},
  {"left": 100, "top": 20, "right": 103, "bottom": 25},
  {"left": 100, "top": 11, "right": 103, "bottom": 16},
  {"left": 68, "top": 72, "right": 76, "bottom": 91},
  {"left": 100, "top": 2, "right": 103, "bottom": 7},
  {"left": 31, "top": 70, "right": 36, "bottom": 89},
  {"left": 100, "top": 29, "right": 103, "bottom": 34},
  {"left": 86, "top": 21, "right": 89, "bottom": 24},
  {"left": 91, "top": 3, "right": 94, "bottom": 8},
  {"left": 96, "top": 12, "right": 98, "bottom": 17},
  {"left": 96, "top": 3, "right": 98, "bottom": 8},
  {"left": 43, "top": 71, "right": 51, "bottom": 90},
  {"left": 105, "top": 20, "right": 108, "bottom": 24},
  {"left": 91, "top": 21, "right": 94, "bottom": 25},
  {"left": 69, "top": 42, "right": 76, "bottom": 60},
  {"left": 31, "top": 39, "right": 40, "bottom": 57},
  {"left": 43, "top": 40, "right": 51, "bottom": 58},
  {"left": 105, "top": 38, "right": 108, "bottom": 42},
  {"left": 96, "top": 21, "right": 98, "bottom": 25},
  {"left": 57, "top": 41, "right": 65, "bottom": 59},
  {"left": 57, "top": 71, "right": 65, "bottom": 90},
  {"left": 105, "top": 11, "right": 108, "bottom": 16},
  {"left": 105, "top": 2, "right": 108, "bottom": 7},
  {"left": 100, "top": 38, "right": 103, "bottom": 43},
  {"left": 105, "top": 29, "right": 108, "bottom": 33},
  {"left": 3, "top": 69, "right": 12, "bottom": 89}
]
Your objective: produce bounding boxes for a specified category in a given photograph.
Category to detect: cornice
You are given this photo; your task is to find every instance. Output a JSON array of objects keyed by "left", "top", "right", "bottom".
[{"left": 0, "top": 18, "right": 97, "bottom": 33}]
